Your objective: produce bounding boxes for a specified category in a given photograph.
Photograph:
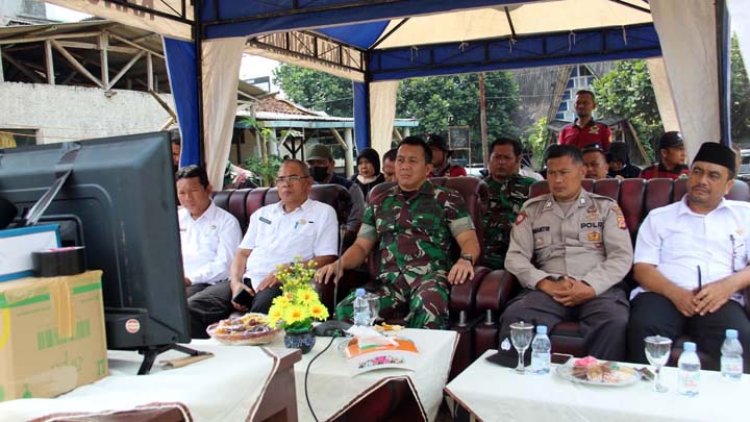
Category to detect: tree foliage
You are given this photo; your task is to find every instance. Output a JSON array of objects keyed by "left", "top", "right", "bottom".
[
  {"left": 522, "top": 117, "right": 548, "bottom": 169},
  {"left": 731, "top": 35, "right": 750, "bottom": 142},
  {"left": 273, "top": 64, "right": 520, "bottom": 162},
  {"left": 273, "top": 64, "right": 353, "bottom": 117},
  {"left": 396, "top": 72, "right": 519, "bottom": 162}
]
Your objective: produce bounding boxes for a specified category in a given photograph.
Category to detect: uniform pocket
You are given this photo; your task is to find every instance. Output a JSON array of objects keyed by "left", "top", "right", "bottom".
[
  {"left": 533, "top": 231, "right": 552, "bottom": 250},
  {"left": 578, "top": 230, "right": 603, "bottom": 248}
]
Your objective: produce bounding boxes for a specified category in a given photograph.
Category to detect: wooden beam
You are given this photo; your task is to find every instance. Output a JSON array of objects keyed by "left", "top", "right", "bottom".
[
  {"left": 0, "top": 31, "right": 103, "bottom": 46},
  {"left": 0, "top": 51, "right": 42, "bottom": 83},
  {"left": 44, "top": 40, "right": 55, "bottom": 85},
  {"left": 107, "top": 51, "right": 144, "bottom": 89},
  {"left": 329, "top": 128, "right": 348, "bottom": 149},
  {"left": 148, "top": 90, "right": 178, "bottom": 121},
  {"left": 392, "top": 127, "right": 403, "bottom": 142},
  {"left": 51, "top": 40, "right": 103, "bottom": 88},
  {"left": 57, "top": 40, "right": 139, "bottom": 55},
  {"left": 108, "top": 33, "right": 164, "bottom": 59},
  {"left": 100, "top": 33, "right": 109, "bottom": 90}
]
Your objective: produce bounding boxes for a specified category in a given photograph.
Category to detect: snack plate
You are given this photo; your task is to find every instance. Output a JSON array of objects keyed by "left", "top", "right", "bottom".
[
  {"left": 555, "top": 363, "right": 640, "bottom": 387},
  {"left": 206, "top": 313, "right": 279, "bottom": 346}
]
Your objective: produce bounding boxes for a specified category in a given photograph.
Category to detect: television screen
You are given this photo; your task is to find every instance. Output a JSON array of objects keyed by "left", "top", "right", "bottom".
[{"left": 0, "top": 132, "right": 191, "bottom": 372}]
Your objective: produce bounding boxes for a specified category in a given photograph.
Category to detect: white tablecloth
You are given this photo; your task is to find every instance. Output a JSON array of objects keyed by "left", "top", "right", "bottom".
[
  {"left": 0, "top": 341, "right": 277, "bottom": 421},
  {"left": 445, "top": 350, "right": 750, "bottom": 422},
  {"left": 282, "top": 328, "right": 458, "bottom": 422}
]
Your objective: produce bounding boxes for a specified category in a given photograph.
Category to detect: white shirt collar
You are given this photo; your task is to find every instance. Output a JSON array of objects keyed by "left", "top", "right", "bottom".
[
  {"left": 275, "top": 198, "right": 312, "bottom": 215},
  {"left": 677, "top": 195, "right": 729, "bottom": 217}
]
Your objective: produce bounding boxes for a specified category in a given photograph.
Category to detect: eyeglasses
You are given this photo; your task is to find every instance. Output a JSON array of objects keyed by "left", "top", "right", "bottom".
[{"left": 276, "top": 175, "right": 309, "bottom": 185}]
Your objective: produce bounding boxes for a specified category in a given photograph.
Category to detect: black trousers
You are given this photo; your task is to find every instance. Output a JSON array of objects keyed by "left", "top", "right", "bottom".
[
  {"left": 187, "top": 279, "right": 282, "bottom": 338},
  {"left": 185, "top": 282, "right": 210, "bottom": 298},
  {"left": 627, "top": 292, "right": 750, "bottom": 372},
  {"left": 497, "top": 288, "right": 629, "bottom": 362}
]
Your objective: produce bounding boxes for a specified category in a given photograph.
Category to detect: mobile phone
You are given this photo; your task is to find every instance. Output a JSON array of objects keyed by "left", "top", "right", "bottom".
[{"left": 232, "top": 279, "right": 255, "bottom": 308}]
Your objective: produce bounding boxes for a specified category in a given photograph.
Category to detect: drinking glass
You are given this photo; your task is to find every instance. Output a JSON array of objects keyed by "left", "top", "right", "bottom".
[
  {"left": 644, "top": 335, "right": 672, "bottom": 393},
  {"left": 364, "top": 293, "right": 380, "bottom": 326},
  {"left": 509, "top": 322, "right": 535, "bottom": 374}
]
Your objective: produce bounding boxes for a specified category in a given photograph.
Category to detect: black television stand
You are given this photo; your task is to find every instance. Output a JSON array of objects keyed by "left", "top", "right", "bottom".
[{"left": 137, "top": 343, "right": 208, "bottom": 375}]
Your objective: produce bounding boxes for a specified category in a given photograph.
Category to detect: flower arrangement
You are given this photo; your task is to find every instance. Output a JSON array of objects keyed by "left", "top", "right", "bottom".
[{"left": 268, "top": 259, "right": 329, "bottom": 332}]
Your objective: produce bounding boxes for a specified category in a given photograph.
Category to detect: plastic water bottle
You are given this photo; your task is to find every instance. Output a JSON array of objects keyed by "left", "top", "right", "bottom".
[
  {"left": 530, "top": 325, "right": 551, "bottom": 375},
  {"left": 678, "top": 342, "right": 701, "bottom": 397},
  {"left": 352, "top": 288, "right": 371, "bottom": 326},
  {"left": 721, "top": 329, "right": 743, "bottom": 380}
]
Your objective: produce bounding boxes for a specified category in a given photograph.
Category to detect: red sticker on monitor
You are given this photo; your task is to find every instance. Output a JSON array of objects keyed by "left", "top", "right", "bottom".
[{"left": 125, "top": 319, "right": 141, "bottom": 334}]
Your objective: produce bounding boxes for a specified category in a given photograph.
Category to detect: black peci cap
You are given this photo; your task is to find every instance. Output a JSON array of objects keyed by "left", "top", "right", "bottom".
[
  {"left": 658, "top": 131, "right": 684, "bottom": 150},
  {"left": 693, "top": 142, "right": 736, "bottom": 174}
]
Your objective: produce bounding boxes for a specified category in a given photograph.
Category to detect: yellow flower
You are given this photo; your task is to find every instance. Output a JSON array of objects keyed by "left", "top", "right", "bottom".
[
  {"left": 298, "top": 288, "right": 316, "bottom": 304},
  {"left": 284, "top": 305, "right": 306, "bottom": 324},
  {"left": 309, "top": 303, "right": 329, "bottom": 321},
  {"left": 268, "top": 307, "right": 284, "bottom": 326},
  {"left": 273, "top": 295, "right": 290, "bottom": 307}
]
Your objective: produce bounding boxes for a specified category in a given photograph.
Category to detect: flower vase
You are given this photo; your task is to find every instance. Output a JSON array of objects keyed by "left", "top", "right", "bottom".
[{"left": 284, "top": 328, "right": 316, "bottom": 354}]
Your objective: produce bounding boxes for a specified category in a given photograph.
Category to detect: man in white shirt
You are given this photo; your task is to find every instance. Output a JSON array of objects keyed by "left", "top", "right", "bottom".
[
  {"left": 176, "top": 165, "right": 241, "bottom": 298},
  {"left": 188, "top": 159, "right": 338, "bottom": 337},
  {"left": 628, "top": 142, "right": 750, "bottom": 371}
]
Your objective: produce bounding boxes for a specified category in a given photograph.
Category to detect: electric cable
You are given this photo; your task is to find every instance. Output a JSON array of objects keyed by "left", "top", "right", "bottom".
[{"left": 304, "top": 332, "right": 339, "bottom": 422}]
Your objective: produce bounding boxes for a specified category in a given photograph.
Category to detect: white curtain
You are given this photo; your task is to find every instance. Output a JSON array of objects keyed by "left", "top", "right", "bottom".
[
  {"left": 202, "top": 37, "right": 246, "bottom": 190},
  {"left": 646, "top": 58, "right": 680, "bottom": 132},
  {"left": 369, "top": 81, "right": 400, "bottom": 157},
  {"left": 650, "top": 0, "right": 719, "bottom": 160}
]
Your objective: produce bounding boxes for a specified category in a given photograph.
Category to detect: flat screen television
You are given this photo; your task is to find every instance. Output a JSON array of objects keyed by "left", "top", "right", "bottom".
[{"left": 0, "top": 132, "right": 193, "bottom": 374}]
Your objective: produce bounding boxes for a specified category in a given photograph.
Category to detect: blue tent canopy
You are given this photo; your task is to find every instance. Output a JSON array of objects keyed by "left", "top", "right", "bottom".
[{"left": 47, "top": 0, "right": 732, "bottom": 190}]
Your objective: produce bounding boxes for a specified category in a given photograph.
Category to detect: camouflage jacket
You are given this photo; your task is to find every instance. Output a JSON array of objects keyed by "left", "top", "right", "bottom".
[
  {"left": 358, "top": 180, "right": 474, "bottom": 282},
  {"left": 481, "top": 174, "right": 536, "bottom": 269}
]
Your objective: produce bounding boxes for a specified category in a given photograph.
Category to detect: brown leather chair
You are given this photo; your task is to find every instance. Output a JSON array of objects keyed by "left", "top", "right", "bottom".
[
  {"left": 212, "top": 183, "right": 352, "bottom": 310},
  {"left": 474, "top": 178, "right": 750, "bottom": 364}
]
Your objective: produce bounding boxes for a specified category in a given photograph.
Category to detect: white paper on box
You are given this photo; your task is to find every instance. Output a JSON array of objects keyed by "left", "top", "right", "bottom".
[{"left": 0, "top": 225, "right": 61, "bottom": 282}]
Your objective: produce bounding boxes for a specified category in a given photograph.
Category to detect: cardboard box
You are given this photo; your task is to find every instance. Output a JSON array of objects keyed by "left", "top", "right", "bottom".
[
  {"left": 0, "top": 224, "right": 61, "bottom": 282},
  {"left": 0, "top": 270, "right": 108, "bottom": 401}
]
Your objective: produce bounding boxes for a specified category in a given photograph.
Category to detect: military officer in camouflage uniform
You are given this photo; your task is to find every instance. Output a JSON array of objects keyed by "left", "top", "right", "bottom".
[
  {"left": 482, "top": 138, "right": 537, "bottom": 270},
  {"left": 316, "top": 136, "right": 481, "bottom": 329},
  {"left": 499, "top": 144, "right": 633, "bottom": 360}
]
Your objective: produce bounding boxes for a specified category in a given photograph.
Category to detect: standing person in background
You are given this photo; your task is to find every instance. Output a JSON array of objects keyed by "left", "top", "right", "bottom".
[
  {"left": 641, "top": 131, "right": 690, "bottom": 180},
  {"left": 558, "top": 90, "right": 611, "bottom": 150},
  {"left": 427, "top": 134, "right": 467, "bottom": 177},
  {"left": 350, "top": 148, "right": 386, "bottom": 199},
  {"left": 382, "top": 148, "right": 398, "bottom": 183},
  {"left": 607, "top": 142, "right": 642, "bottom": 179}
]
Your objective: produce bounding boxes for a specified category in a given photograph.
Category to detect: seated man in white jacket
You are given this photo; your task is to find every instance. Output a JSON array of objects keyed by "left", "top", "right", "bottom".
[{"left": 176, "top": 165, "right": 241, "bottom": 297}]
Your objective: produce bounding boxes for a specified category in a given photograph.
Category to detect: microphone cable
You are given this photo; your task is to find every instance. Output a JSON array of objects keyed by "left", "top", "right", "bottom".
[{"left": 304, "top": 332, "right": 340, "bottom": 422}]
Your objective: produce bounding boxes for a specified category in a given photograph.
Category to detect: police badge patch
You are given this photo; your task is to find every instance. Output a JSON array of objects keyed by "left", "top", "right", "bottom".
[{"left": 515, "top": 210, "right": 527, "bottom": 225}]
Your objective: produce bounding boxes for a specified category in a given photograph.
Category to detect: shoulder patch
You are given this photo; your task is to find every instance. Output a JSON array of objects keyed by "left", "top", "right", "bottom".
[{"left": 515, "top": 210, "right": 528, "bottom": 226}]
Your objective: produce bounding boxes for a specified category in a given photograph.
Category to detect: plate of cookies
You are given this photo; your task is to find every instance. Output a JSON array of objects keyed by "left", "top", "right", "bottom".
[
  {"left": 555, "top": 356, "right": 640, "bottom": 387},
  {"left": 206, "top": 313, "right": 279, "bottom": 346}
]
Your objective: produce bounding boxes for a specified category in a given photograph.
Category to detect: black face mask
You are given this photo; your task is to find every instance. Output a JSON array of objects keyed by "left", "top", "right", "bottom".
[{"left": 310, "top": 166, "right": 329, "bottom": 183}]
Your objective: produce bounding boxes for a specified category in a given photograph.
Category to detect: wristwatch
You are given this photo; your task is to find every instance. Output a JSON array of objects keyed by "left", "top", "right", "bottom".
[{"left": 459, "top": 253, "right": 474, "bottom": 265}]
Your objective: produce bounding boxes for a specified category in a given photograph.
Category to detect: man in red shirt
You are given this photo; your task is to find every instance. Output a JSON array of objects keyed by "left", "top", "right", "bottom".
[
  {"left": 641, "top": 131, "right": 689, "bottom": 180},
  {"left": 558, "top": 90, "right": 611, "bottom": 150},
  {"left": 427, "top": 134, "right": 467, "bottom": 177}
]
